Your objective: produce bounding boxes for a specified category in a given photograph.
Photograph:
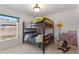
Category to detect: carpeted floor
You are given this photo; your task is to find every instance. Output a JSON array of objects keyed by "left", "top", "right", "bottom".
[{"left": 0, "top": 42, "right": 78, "bottom": 54}]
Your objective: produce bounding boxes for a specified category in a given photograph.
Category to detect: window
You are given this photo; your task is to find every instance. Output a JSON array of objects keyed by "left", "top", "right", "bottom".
[{"left": 0, "top": 14, "right": 19, "bottom": 41}]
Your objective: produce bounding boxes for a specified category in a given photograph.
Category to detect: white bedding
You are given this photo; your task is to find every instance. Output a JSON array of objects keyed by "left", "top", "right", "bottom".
[
  {"left": 24, "top": 34, "right": 43, "bottom": 43},
  {"left": 36, "top": 34, "right": 43, "bottom": 43},
  {"left": 24, "top": 33, "right": 52, "bottom": 43},
  {"left": 24, "top": 34, "right": 30, "bottom": 41}
]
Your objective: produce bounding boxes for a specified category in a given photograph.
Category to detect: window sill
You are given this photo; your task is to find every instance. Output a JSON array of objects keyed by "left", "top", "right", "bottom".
[{"left": 0, "top": 38, "right": 18, "bottom": 42}]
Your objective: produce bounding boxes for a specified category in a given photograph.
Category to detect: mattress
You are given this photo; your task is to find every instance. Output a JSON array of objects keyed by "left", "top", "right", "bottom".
[{"left": 32, "top": 17, "right": 53, "bottom": 26}]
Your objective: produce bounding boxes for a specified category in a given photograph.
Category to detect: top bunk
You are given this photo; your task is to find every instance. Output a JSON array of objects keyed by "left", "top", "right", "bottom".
[{"left": 31, "top": 17, "right": 54, "bottom": 29}]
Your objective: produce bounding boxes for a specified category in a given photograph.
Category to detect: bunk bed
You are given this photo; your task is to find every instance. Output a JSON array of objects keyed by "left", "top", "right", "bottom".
[{"left": 22, "top": 17, "right": 54, "bottom": 54}]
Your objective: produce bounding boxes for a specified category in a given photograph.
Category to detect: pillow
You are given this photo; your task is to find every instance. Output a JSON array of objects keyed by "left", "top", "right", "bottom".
[{"left": 32, "top": 17, "right": 44, "bottom": 24}]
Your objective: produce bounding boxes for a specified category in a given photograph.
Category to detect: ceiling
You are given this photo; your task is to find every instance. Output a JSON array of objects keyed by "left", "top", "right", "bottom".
[{"left": 0, "top": 4, "right": 78, "bottom": 17}]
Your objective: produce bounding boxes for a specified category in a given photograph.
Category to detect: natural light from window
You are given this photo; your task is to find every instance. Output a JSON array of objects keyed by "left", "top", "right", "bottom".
[{"left": 0, "top": 14, "right": 19, "bottom": 42}]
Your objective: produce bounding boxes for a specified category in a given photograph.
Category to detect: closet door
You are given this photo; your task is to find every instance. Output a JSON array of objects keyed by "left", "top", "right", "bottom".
[
  {"left": 60, "top": 33, "right": 69, "bottom": 41},
  {"left": 68, "top": 31, "right": 78, "bottom": 47},
  {"left": 60, "top": 31, "right": 77, "bottom": 47}
]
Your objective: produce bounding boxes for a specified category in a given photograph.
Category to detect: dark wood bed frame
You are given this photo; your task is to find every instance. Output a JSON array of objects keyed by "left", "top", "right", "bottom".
[{"left": 22, "top": 18, "right": 54, "bottom": 54}]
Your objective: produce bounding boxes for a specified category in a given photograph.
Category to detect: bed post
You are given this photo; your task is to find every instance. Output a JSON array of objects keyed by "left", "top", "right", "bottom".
[
  {"left": 22, "top": 22, "right": 24, "bottom": 43},
  {"left": 43, "top": 22, "right": 45, "bottom": 54},
  {"left": 53, "top": 22, "right": 54, "bottom": 44}
]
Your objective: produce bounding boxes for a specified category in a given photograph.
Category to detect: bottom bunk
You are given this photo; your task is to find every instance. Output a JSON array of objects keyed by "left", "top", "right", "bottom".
[{"left": 24, "top": 33, "right": 54, "bottom": 49}]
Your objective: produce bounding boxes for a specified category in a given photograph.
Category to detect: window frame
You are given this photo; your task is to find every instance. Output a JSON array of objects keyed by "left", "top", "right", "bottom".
[{"left": 0, "top": 14, "right": 20, "bottom": 40}]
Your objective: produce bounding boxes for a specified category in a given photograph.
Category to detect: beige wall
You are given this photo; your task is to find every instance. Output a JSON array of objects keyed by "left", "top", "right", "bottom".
[
  {"left": 76, "top": 5, "right": 79, "bottom": 53},
  {"left": 45, "top": 8, "right": 78, "bottom": 40}
]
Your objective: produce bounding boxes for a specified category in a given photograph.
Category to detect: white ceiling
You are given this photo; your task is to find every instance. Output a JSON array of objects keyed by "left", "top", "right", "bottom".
[{"left": 0, "top": 4, "right": 78, "bottom": 17}]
